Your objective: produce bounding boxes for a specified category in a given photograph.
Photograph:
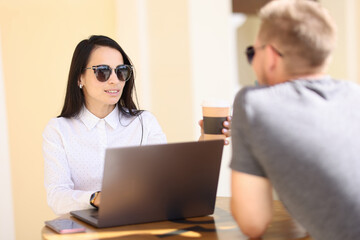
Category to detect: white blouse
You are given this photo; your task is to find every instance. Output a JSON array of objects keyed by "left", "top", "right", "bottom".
[{"left": 43, "top": 106, "right": 167, "bottom": 215}]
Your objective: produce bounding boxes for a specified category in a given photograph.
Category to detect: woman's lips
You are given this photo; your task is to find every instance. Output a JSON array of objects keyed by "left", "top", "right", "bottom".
[{"left": 105, "top": 89, "right": 120, "bottom": 95}]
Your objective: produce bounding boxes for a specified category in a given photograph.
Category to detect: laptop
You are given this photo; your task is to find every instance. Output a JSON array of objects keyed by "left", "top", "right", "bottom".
[{"left": 70, "top": 140, "right": 224, "bottom": 228}]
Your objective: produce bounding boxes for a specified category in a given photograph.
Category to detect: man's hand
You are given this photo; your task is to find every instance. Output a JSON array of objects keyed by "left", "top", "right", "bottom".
[{"left": 198, "top": 116, "right": 232, "bottom": 145}]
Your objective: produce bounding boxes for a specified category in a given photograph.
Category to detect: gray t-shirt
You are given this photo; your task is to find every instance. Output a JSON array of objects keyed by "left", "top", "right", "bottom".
[{"left": 230, "top": 77, "right": 360, "bottom": 240}]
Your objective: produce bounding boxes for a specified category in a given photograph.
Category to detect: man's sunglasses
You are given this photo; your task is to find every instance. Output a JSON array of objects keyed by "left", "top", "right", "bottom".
[
  {"left": 245, "top": 45, "right": 283, "bottom": 64},
  {"left": 84, "top": 64, "right": 133, "bottom": 82}
]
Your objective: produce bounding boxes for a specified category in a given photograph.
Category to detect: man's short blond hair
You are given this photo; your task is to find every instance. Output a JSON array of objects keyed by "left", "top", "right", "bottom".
[{"left": 259, "top": 0, "right": 337, "bottom": 75}]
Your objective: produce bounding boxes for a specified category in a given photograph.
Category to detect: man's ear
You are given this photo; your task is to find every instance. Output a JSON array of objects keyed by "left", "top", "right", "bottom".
[
  {"left": 263, "top": 45, "right": 282, "bottom": 85},
  {"left": 265, "top": 45, "right": 288, "bottom": 85},
  {"left": 265, "top": 45, "right": 278, "bottom": 72}
]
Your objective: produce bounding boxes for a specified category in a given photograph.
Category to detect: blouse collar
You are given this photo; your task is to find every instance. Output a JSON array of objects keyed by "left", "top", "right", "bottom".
[{"left": 79, "top": 105, "right": 119, "bottom": 130}]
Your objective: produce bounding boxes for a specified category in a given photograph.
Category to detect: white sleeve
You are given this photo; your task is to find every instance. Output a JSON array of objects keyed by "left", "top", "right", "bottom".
[
  {"left": 43, "top": 119, "right": 93, "bottom": 215},
  {"left": 141, "top": 111, "right": 167, "bottom": 145}
]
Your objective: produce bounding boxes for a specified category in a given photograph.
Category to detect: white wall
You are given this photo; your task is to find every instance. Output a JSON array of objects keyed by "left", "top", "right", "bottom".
[
  {"left": 0, "top": 33, "right": 15, "bottom": 240},
  {"left": 188, "top": 0, "right": 238, "bottom": 197}
]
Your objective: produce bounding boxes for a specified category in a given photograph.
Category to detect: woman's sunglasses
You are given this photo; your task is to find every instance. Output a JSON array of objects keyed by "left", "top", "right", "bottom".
[
  {"left": 84, "top": 64, "right": 133, "bottom": 82},
  {"left": 245, "top": 45, "right": 283, "bottom": 64}
]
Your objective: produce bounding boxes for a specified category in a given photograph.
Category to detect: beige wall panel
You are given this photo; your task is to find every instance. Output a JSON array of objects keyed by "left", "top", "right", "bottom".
[
  {"left": 322, "top": 1, "right": 347, "bottom": 79},
  {"left": 115, "top": 1, "right": 149, "bottom": 109},
  {"left": 116, "top": 0, "right": 193, "bottom": 143},
  {"left": 236, "top": 16, "right": 260, "bottom": 86},
  {"left": 0, "top": 0, "right": 117, "bottom": 239},
  {"left": 146, "top": 0, "right": 193, "bottom": 142},
  {"left": 321, "top": 0, "right": 359, "bottom": 81}
]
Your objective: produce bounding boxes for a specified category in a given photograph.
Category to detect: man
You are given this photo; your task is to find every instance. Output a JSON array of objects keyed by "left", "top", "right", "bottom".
[{"left": 230, "top": 0, "right": 360, "bottom": 239}]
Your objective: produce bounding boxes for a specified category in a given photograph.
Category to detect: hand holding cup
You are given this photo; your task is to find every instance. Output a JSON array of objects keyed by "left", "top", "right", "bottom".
[{"left": 199, "top": 99, "right": 231, "bottom": 145}]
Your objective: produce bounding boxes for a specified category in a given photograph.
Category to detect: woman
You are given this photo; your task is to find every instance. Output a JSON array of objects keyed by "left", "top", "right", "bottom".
[{"left": 43, "top": 35, "right": 230, "bottom": 215}]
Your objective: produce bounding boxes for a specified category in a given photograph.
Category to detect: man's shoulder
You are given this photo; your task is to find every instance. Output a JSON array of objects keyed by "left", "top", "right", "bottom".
[
  {"left": 235, "top": 86, "right": 268, "bottom": 104},
  {"left": 236, "top": 77, "right": 360, "bottom": 103},
  {"left": 234, "top": 84, "right": 285, "bottom": 110},
  {"left": 236, "top": 82, "right": 295, "bottom": 99}
]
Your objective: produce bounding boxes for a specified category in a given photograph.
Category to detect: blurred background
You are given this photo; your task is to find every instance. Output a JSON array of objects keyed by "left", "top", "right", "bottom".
[{"left": 0, "top": 0, "right": 359, "bottom": 239}]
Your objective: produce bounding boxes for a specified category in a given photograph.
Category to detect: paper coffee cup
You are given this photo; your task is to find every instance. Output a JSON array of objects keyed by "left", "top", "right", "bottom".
[{"left": 202, "top": 99, "right": 230, "bottom": 141}]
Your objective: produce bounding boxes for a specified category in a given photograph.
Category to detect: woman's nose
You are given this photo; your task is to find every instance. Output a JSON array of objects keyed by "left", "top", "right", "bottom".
[{"left": 107, "top": 69, "right": 119, "bottom": 83}]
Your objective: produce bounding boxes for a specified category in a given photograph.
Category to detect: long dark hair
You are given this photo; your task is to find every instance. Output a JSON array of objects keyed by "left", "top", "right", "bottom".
[{"left": 58, "top": 35, "right": 142, "bottom": 118}]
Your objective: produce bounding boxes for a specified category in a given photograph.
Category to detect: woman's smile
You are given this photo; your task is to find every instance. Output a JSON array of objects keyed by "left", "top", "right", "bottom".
[{"left": 105, "top": 89, "right": 121, "bottom": 96}]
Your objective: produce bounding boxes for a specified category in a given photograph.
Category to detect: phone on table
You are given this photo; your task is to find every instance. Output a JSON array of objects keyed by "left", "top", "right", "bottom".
[{"left": 45, "top": 219, "right": 86, "bottom": 234}]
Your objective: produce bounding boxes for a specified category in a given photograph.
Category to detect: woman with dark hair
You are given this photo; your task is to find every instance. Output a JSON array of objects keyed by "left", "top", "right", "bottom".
[
  {"left": 43, "top": 35, "right": 231, "bottom": 215},
  {"left": 43, "top": 35, "right": 167, "bottom": 215}
]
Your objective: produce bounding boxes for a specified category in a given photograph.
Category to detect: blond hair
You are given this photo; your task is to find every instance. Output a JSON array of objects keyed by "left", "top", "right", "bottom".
[{"left": 258, "top": 0, "right": 337, "bottom": 75}]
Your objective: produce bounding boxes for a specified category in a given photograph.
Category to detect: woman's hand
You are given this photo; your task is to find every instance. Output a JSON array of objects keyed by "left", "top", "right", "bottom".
[
  {"left": 198, "top": 116, "right": 232, "bottom": 145},
  {"left": 94, "top": 192, "right": 101, "bottom": 207},
  {"left": 222, "top": 116, "right": 232, "bottom": 142}
]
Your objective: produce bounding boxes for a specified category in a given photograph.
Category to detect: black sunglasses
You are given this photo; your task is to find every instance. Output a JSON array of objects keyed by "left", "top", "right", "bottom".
[
  {"left": 84, "top": 64, "right": 133, "bottom": 82},
  {"left": 245, "top": 45, "right": 283, "bottom": 64}
]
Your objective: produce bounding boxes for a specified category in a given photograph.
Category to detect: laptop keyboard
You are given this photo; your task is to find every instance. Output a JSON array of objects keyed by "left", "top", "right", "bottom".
[{"left": 91, "top": 211, "right": 99, "bottom": 219}]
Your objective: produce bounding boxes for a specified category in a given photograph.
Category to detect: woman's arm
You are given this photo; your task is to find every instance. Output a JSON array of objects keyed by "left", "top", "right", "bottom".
[
  {"left": 198, "top": 116, "right": 232, "bottom": 145},
  {"left": 43, "top": 120, "right": 93, "bottom": 215}
]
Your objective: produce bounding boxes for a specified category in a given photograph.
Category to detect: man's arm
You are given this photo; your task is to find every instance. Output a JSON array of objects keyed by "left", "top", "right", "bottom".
[{"left": 231, "top": 170, "right": 273, "bottom": 238}]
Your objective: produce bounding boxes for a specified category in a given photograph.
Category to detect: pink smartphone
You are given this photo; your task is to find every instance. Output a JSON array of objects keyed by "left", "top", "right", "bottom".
[{"left": 45, "top": 219, "right": 86, "bottom": 234}]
